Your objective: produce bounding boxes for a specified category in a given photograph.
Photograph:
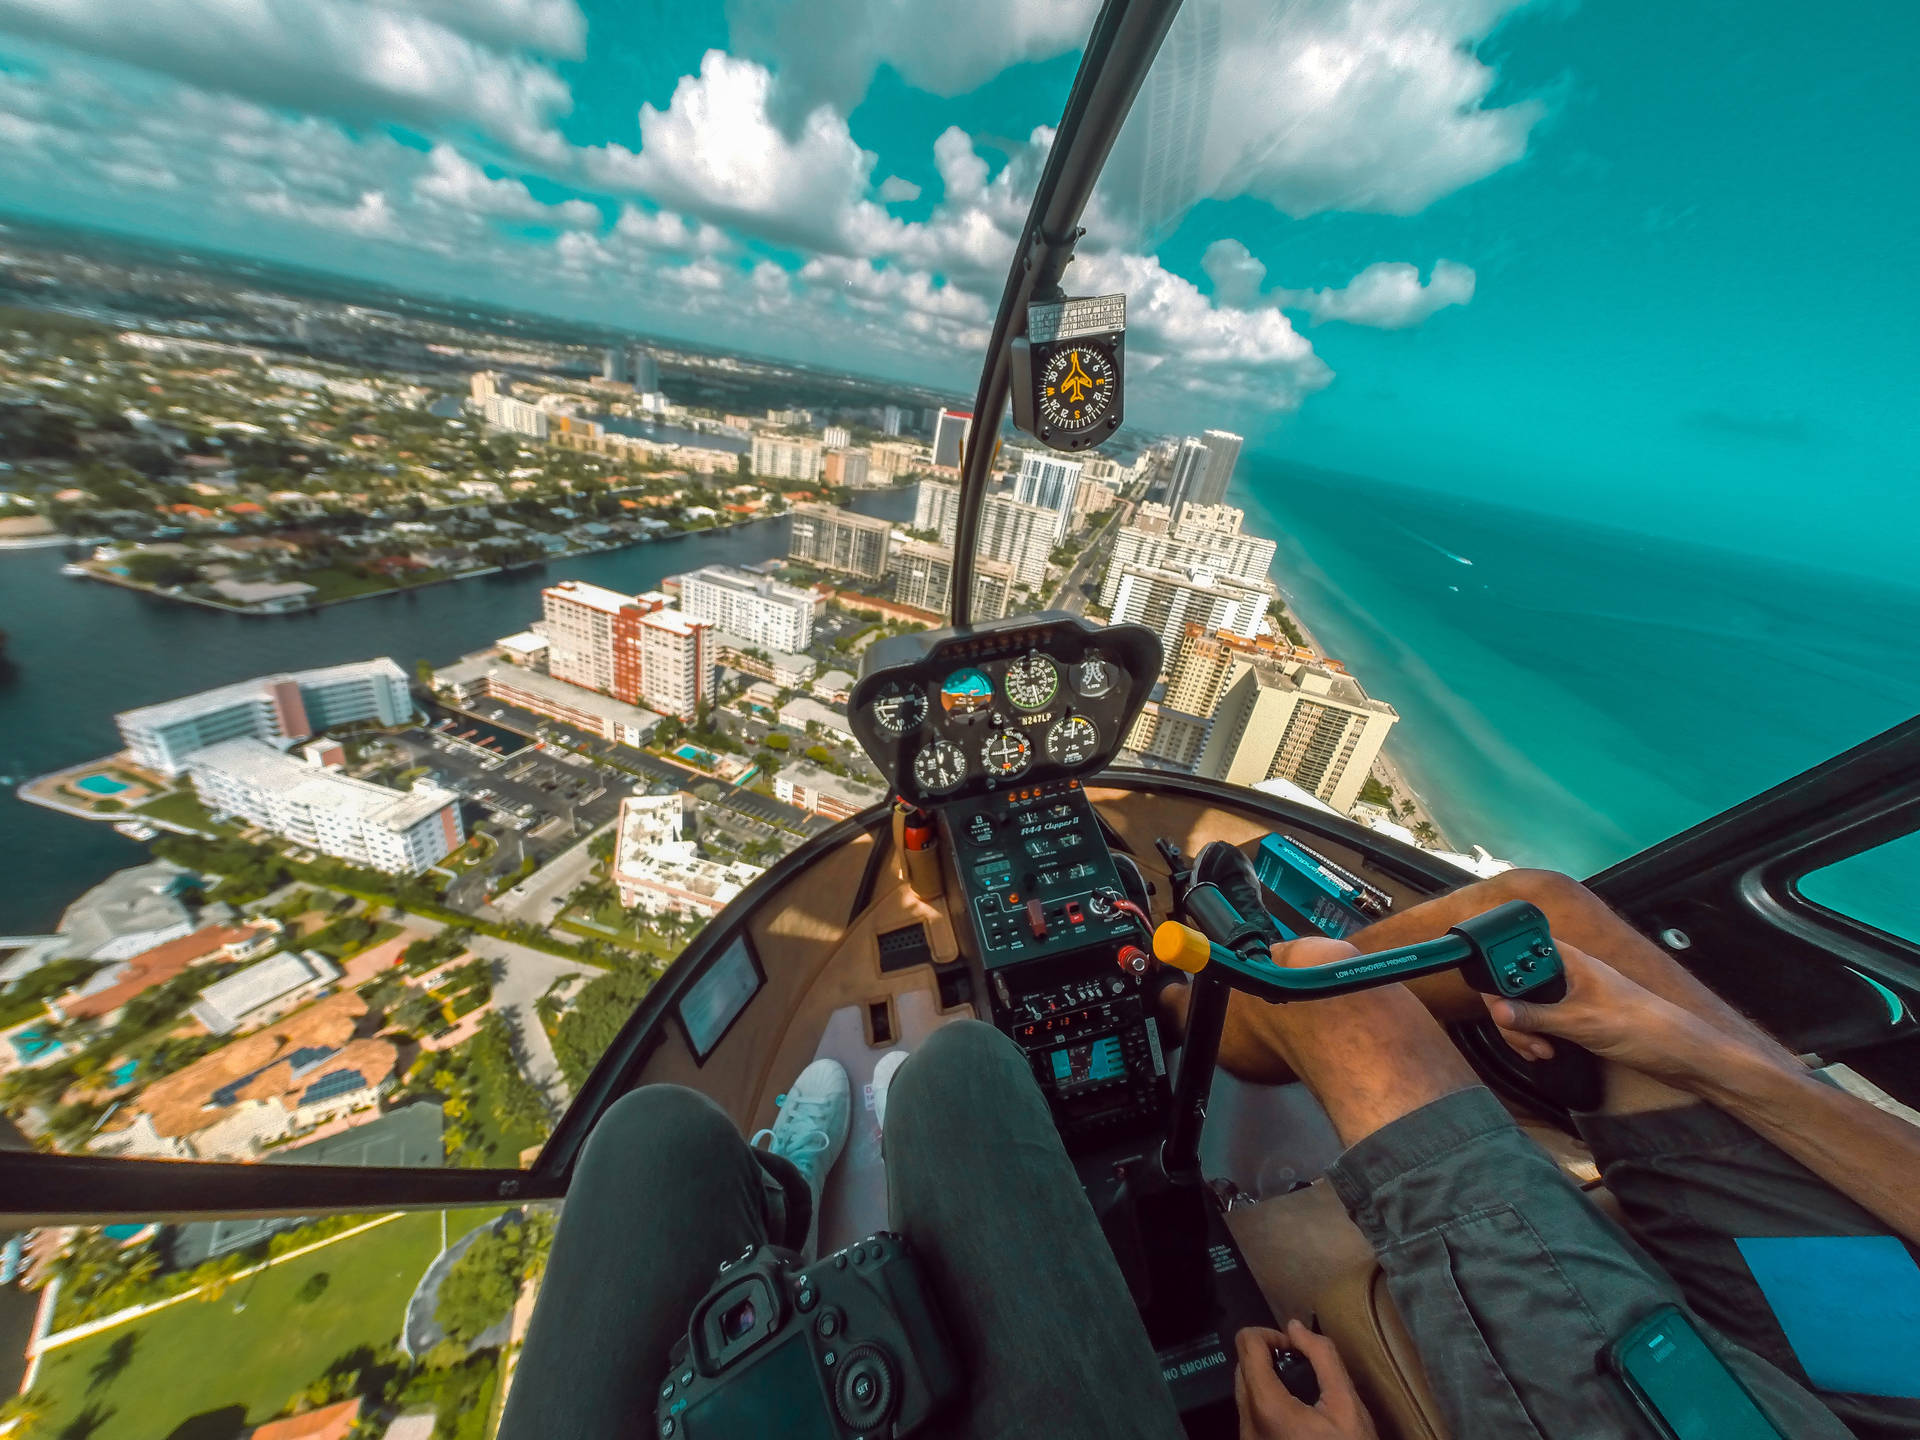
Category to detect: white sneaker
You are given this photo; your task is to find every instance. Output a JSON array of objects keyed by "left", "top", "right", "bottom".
[
  {"left": 751, "top": 1058, "right": 850, "bottom": 1258},
  {"left": 871, "top": 1050, "right": 908, "bottom": 1133}
]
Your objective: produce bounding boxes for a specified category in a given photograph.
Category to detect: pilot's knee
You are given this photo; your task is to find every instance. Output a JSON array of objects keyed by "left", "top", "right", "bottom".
[
  {"left": 895, "top": 1020, "right": 1024, "bottom": 1108},
  {"left": 584, "top": 1084, "right": 736, "bottom": 1171},
  {"left": 1484, "top": 866, "right": 1597, "bottom": 920}
]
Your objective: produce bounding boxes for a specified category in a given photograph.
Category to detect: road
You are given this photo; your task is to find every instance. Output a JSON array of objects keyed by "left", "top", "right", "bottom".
[
  {"left": 491, "top": 819, "right": 616, "bottom": 923},
  {"left": 1051, "top": 510, "right": 1120, "bottom": 615},
  {"left": 465, "top": 932, "right": 599, "bottom": 1114}
]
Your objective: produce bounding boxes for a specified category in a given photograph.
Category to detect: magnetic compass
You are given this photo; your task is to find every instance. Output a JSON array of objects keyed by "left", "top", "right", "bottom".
[{"left": 1011, "top": 293, "right": 1127, "bottom": 452}]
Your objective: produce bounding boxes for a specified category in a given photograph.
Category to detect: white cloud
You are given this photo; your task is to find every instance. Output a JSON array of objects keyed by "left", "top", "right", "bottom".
[
  {"left": 1278, "top": 259, "right": 1476, "bottom": 328},
  {"left": 414, "top": 143, "right": 598, "bottom": 227},
  {"left": 583, "top": 50, "right": 899, "bottom": 255},
  {"left": 247, "top": 187, "right": 404, "bottom": 242},
  {"left": 0, "top": 0, "right": 577, "bottom": 161},
  {"left": 877, "top": 175, "right": 922, "bottom": 204},
  {"left": 724, "top": 0, "right": 1097, "bottom": 121},
  {"left": 1102, "top": 0, "right": 1542, "bottom": 238},
  {"left": 611, "top": 204, "right": 732, "bottom": 255},
  {"left": 368, "top": 0, "right": 585, "bottom": 58},
  {"left": 1200, "top": 239, "right": 1267, "bottom": 308}
]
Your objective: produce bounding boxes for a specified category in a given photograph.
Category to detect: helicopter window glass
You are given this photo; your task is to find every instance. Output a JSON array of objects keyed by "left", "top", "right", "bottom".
[
  {"left": 677, "top": 934, "right": 766, "bottom": 1062},
  {"left": 1796, "top": 834, "right": 1920, "bottom": 949}
]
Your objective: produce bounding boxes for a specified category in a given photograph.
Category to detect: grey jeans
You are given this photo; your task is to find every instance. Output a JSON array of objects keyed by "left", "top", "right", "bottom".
[
  {"left": 1331, "top": 1086, "right": 1917, "bottom": 1439},
  {"left": 498, "top": 1020, "right": 1183, "bottom": 1440}
]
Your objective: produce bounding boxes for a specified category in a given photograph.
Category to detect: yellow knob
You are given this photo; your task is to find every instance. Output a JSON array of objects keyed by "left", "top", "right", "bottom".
[{"left": 1152, "top": 921, "right": 1213, "bottom": 975}]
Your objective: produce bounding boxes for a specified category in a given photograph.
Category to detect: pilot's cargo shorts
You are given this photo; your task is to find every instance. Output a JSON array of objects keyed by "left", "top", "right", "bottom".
[{"left": 1329, "top": 1086, "right": 1920, "bottom": 1440}]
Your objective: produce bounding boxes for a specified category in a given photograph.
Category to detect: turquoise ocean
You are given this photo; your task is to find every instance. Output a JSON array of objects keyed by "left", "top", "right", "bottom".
[{"left": 1230, "top": 458, "right": 1920, "bottom": 926}]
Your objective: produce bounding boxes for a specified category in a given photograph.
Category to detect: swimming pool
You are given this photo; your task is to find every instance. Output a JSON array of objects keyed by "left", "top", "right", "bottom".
[
  {"left": 74, "top": 774, "right": 131, "bottom": 796},
  {"left": 7, "top": 1028, "right": 61, "bottom": 1063},
  {"left": 674, "top": 744, "right": 718, "bottom": 767}
]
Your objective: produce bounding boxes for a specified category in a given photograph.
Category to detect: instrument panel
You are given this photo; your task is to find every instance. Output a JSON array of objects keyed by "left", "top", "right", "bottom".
[{"left": 848, "top": 612, "right": 1161, "bottom": 810}]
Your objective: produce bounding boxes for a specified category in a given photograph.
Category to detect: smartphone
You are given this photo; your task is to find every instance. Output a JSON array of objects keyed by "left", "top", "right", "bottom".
[{"left": 1602, "top": 1304, "right": 1788, "bottom": 1440}]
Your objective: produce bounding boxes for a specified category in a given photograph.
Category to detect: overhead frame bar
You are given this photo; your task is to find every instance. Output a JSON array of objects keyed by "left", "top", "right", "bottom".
[{"left": 947, "top": 0, "right": 1184, "bottom": 626}]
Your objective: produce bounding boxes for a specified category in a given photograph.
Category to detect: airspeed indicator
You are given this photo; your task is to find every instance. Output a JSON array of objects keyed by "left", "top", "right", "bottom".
[{"left": 1003, "top": 653, "right": 1059, "bottom": 711}]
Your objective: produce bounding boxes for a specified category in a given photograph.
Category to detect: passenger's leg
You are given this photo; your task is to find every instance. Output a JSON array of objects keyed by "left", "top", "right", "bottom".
[
  {"left": 498, "top": 1085, "right": 800, "bottom": 1440},
  {"left": 1255, "top": 941, "right": 1853, "bottom": 1440},
  {"left": 884, "top": 1020, "right": 1185, "bottom": 1440},
  {"left": 1204, "top": 867, "right": 1801, "bottom": 1114}
]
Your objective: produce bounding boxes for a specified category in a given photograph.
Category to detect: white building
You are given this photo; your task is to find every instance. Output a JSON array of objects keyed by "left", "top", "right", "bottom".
[
  {"left": 914, "top": 479, "right": 963, "bottom": 545},
  {"left": 822, "top": 425, "right": 851, "bottom": 448},
  {"left": 1097, "top": 504, "right": 1276, "bottom": 610},
  {"left": 679, "top": 565, "right": 822, "bottom": 653},
  {"left": 774, "top": 761, "right": 885, "bottom": 821},
  {"left": 788, "top": 503, "right": 890, "bottom": 580},
  {"left": 891, "top": 539, "right": 1014, "bottom": 620},
  {"left": 1163, "top": 436, "right": 1212, "bottom": 515},
  {"left": 931, "top": 409, "right": 972, "bottom": 469},
  {"left": 610, "top": 795, "right": 764, "bottom": 917},
  {"left": 1195, "top": 430, "right": 1243, "bottom": 505},
  {"left": 1195, "top": 659, "right": 1399, "bottom": 814},
  {"left": 977, "top": 494, "right": 1058, "bottom": 590},
  {"left": 777, "top": 696, "right": 856, "bottom": 747},
  {"left": 117, "top": 659, "right": 413, "bottom": 777},
  {"left": 190, "top": 949, "right": 343, "bottom": 1035},
  {"left": 481, "top": 393, "right": 549, "bottom": 440},
  {"left": 882, "top": 405, "right": 904, "bottom": 436},
  {"left": 188, "top": 738, "right": 463, "bottom": 875},
  {"left": 637, "top": 606, "right": 714, "bottom": 720},
  {"left": 1108, "top": 564, "right": 1270, "bottom": 653},
  {"left": 437, "top": 657, "right": 664, "bottom": 746},
  {"left": 1013, "top": 451, "right": 1085, "bottom": 541},
  {"left": 751, "top": 434, "right": 824, "bottom": 481}
]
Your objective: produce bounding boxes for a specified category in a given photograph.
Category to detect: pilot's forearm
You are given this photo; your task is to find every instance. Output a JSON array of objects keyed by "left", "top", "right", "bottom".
[{"left": 1683, "top": 1031, "right": 1920, "bottom": 1246}]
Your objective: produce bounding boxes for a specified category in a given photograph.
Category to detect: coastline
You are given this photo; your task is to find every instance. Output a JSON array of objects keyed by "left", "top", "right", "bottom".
[{"left": 1270, "top": 588, "right": 1457, "bottom": 853}]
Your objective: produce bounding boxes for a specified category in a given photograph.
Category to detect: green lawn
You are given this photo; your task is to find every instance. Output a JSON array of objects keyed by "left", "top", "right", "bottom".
[
  {"left": 31, "top": 1208, "right": 496, "bottom": 1440},
  {"left": 299, "top": 567, "right": 397, "bottom": 604},
  {"left": 135, "top": 789, "right": 222, "bottom": 833}
]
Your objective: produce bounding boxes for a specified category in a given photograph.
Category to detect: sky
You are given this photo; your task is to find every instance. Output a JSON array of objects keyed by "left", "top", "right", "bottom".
[{"left": 0, "top": 0, "right": 1914, "bottom": 577}]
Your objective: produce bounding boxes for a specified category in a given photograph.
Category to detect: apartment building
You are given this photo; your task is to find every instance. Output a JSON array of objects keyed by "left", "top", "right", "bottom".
[
  {"left": 788, "top": 503, "right": 891, "bottom": 581},
  {"left": 1108, "top": 564, "right": 1270, "bottom": 653},
  {"left": 542, "top": 580, "right": 660, "bottom": 703},
  {"left": 637, "top": 606, "right": 713, "bottom": 719},
  {"left": 187, "top": 738, "right": 463, "bottom": 874},
  {"left": 1195, "top": 659, "right": 1398, "bottom": 812},
  {"left": 678, "top": 565, "right": 822, "bottom": 652},
  {"left": 1097, "top": 503, "right": 1276, "bottom": 610},
  {"left": 117, "top": 659, "right": 412, "bottom": 776},
  {"left": 891, "top": 539, "right": 1015, "bottom": 620},
  {"left": 751, "top": 434, "right": 824, "bottom": 481},
  {"left": 1013, "top": 451, "right": 1084, "bottom": 541}
]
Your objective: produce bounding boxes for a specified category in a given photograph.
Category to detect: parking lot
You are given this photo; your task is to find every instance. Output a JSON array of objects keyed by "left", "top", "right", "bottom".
[{"left": 387, "top": 721, "right": 630, "bottom": 848}]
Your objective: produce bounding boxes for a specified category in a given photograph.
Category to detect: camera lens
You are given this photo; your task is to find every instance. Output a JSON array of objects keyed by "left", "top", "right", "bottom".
[{"left": 719, "top": 1299, "right": 757, "bottom": 1342}]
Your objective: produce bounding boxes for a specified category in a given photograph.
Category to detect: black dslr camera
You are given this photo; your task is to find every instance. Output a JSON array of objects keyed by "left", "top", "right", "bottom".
[{"left": 655, "top": 1233, "right": 960, "bottom": 1439}]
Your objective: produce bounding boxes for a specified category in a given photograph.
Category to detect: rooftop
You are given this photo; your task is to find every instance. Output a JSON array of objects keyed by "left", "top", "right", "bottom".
[
  {"left": 544, "top": 578, "right": 642, "bottom": 616},
  {"left": 682, "top": 564, "right": 819, "bottom": 605},
  {"left": 191, "top": 948, "right": 341, "bottom": 1033},
  {"left": 117, "top": 658, "right": 405, "bottom": 732},
  {"left": 57, "top": 921, "right": 275, "bottom": 1021},
  {"left": 612, "top": 795, "right": 764, "bottom": 909},
  {"left": 641, "top": 606, "right": 707, "bottom": 637},
  {"left": 250, "top": 1396, "right": 363, "bottom": 1440},
  {"left": 779, "top": 760, "right": 884, "bottom": 806},
  {"left": 477, "top": 662, "right": 666, "bottom": 735},
  {"left": 191, "top": 738, "right": 457, "bottom": 831}
]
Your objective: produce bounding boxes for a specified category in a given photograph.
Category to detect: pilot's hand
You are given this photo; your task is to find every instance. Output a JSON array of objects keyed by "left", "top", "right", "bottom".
[
  {"left": 1233, "top": 1323, "right": 1379, "bottom": 1440},
  {"left": 1483, "top": 939, "right": 1713, "bottom": 1075}
]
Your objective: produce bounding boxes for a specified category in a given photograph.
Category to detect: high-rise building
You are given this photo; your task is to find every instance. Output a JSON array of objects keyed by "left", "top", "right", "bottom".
[
  {"left": 932, "top": 409, "right": 973, "bottom": 470},
  {"left": 1195, "top": 430, "right": 1243, "bottom": 505},
  {"left": 868, "top": 441, "right": 920, "bottom": 482},
  {"left": 977, "top": 494, "right": 1058, "bottom": 590},
  {"left": 751, "top": 434, "right": 824, "bottom": 481},
  {"left": 470, "top": 371, "right": 503, "bottom": 404},
  {"left": 823, "top": 449, "right": 871, "bottom": 487},
  {"left": 891, "top": 539, "right": 1015, "bottom": 620},
  {"left": 1072, "top": 475, "right": 1121, "bottom": 531},
  {"left": 1194, "top": 659, "right": 1398, "bottom": 813},
  {"left": 601, "top": 347, "right": 627, "bottom": 384},
  {"left": 542, "top": 580, "right": 662, "bottom": 704},
  {"left": 679, "top": 565, "right": 822, "bottom": 652},
  {"left": 1108, "top": 564, "right": 1269, "bottom": 653},
  {"left": 1013, "top": 451, "right": 1085, "bottom": 541},
  {"left": 788, "top": 503, "right": 891, "bottom": 581},
  {"left": 118, "top": 660, "right": 413, "bottom": 777},
  {"left": 882, "top": 405, "right": 904, "bottom": 437},
  {"left": 915, "top": 479, "right": 962, "bottom": 544},
  {"left": 481, "top": 393, "right": 549, "bottom": 440},
  {"left": 636, "top": 607, "right": 713, "bottom": 720},
  {"left": 1098, "top": 502, "right": 1276, "bottom": 609},
  {"left": 822, "top": 425, "right": 852, "bottom": 448},
  {"left": 628, "top": 346, "right": 660, "bottom": 394},
  {"left": 187, "top": 738, "right": 462, "bottom": 875},
  {"left": 1162, "top": 436, "right": 1212, "bottom": 515}
]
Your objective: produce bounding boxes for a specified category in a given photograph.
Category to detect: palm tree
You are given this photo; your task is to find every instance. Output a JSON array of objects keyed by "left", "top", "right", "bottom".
[
  {"left": 196, "top": 1252, "right": 247, "bottom": 1305},
  {"left": 0, "top": 1389, "right": 54, "bottom": 1436}
]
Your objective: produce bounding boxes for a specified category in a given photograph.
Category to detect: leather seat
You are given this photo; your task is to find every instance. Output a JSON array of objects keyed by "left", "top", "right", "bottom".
[{"left": 1223, "top": 1123, "right": 1614, "bottom": 1440}]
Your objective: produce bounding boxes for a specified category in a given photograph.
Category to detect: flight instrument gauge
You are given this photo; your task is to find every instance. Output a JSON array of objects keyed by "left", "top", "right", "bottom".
[
  {"left": 1046, "top": 716, "right": 1099, "bottom": 766},
  {"left": 1003, "top": 653, "right": 1059, "bottom": 711},
  {"left": 1073, "top": 655, "right": 1117, "bottom": 699},
  {"left": 912, "top": 739, "right": 968, "bottom": 795},
  {"left": 1010, "top": 293, "right": 1127, "bottom": 452},
  {"left": 981, "top": 728, "right": 1033, "bottom": 780},
  {"left": 869, "top": 683, "right": 927, "bottom": 738}
]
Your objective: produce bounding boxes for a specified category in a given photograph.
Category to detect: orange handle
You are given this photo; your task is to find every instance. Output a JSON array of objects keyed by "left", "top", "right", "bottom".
[{"left": 1152, "top": 921, "right": 1213, "bottom": 975}]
